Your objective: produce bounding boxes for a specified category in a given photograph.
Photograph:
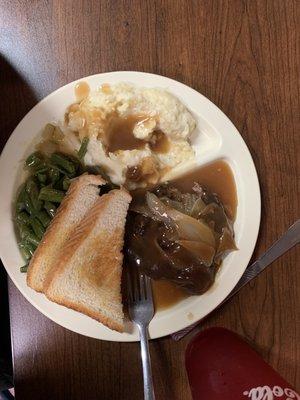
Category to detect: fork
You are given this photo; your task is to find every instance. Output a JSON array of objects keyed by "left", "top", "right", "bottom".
[{"left": 127, "top": 269, "right": 156, "bottom": 400}]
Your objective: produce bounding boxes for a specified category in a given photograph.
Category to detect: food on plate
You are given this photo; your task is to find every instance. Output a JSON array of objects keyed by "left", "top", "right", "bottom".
[
  {"left": 26, "top": 174, "right": 105, "bottom": 292},
  {"left": 39, "top": 82, "right": 196, "bottom": 189},
  {"left": 20, "top": 166, "right": 131, "bottom": 331},
  {"left": 15, "top": 151, "right": 89, "bottom": 272},
  {"left": 170, "top": 160, "right": 238, "bottom": 220},
  {"left": 13, "top": 80, "right": 238, "bottom": 332},
  {"left": 126, "top": 183, "right": 237, "bottom": 295},
  {"left": 45, "top": 189, "right": 131, "bottom": 332},
  {"left": 149, "top": 160, "right": 238, "bottom": 308}
]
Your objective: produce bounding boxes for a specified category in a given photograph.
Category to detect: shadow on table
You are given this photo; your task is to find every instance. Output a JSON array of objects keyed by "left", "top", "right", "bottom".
[
  {"left": 11, "top": 333, "right": 145, "bottom": 400},
  {"left": 0, "top": 54, "right": 38, "bottom": 397},
  {"left": 0, "top": 54, "right": 37, "bottom": 152},
  {"left": 0, "top": 263, "right": 13, "bottom": 394}
]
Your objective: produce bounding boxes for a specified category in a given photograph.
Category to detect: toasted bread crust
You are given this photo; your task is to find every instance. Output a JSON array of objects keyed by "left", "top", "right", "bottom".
[
  {"left": 45, "top": 189, "right": 131, "bottom": 332},
  {"left": 27, "top": 174, "right": 105, "bottom": 292},
  {"left": 46, "top": 293, "right": 124, "bottom": 332}
]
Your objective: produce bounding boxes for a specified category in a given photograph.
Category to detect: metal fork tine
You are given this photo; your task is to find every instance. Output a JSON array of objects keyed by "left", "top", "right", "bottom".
[
  {"left": 144, "top": 275, "right": 153, "bottom": 300},
  {"left": 126, "top": 269, "right": 155, "bottom": 398},
  {"left": 139, "top": 273, "right": 146, "bottom": 300},
  {"left": 126, "top": 268, "right": 133, "bottom": 303},
  {"left": 133, "top": 268, "right": 140, "bottom": 302}
]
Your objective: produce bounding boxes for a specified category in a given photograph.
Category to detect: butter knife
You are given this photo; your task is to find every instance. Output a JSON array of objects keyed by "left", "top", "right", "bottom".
[{"left": 172, "top": 219, "right": 300, "bottom": 340}]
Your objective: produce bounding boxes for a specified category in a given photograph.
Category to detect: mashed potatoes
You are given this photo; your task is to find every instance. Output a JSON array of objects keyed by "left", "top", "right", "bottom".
[{"left": 64, "top": 82, "right": 196, "bottom": 188}]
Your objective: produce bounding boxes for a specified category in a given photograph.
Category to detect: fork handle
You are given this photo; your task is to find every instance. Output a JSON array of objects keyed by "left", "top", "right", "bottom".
[{"left": 138, "top": 324, "right": 155, "bottom": 400}]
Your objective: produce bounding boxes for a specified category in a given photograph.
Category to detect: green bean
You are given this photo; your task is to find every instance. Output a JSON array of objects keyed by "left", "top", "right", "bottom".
[
  {"left": 39, "top": 187, "right": 65, "bottom": 203},
  {"left": 48, "top": 163, "right": 66, "bottom": 175},
  {"left": 62, "top": 176, "right": 71, "bottom": 191},
  {"left": 37, "top": 173, "right": 47, "bottom": 183},
  {"left": 16, "top": 201, "right": 25, "bottom": 213},
  {"left": 50, "top": 153, "right": 76, "bottom": 175},
  {"left": 30, "top": 217, "right": 45, "bottom": 240},
  {"left": 49, "top": 163, "right": 77, "bottom": 178},
  {"left": 33, "top": 161, "right": 49, "bottom": 174},
  {"left": 23, "top": 191, "right": 36, "bottom": 215},
  {"left": 20, "top": 264, "right": 28, "bottom": 273},
  {"left": 16, "top": 211, "right": 31, "bottom": 225},
  {"left": 65, "top": 153, "right": 80, "bottom": 167},
  {"left": 25, "top": 152, "right": 44, "bottom": 168},
  {"left": 26, "top": 233, "right": 40, "bottom": 247},
  {"left": 36, "top": 210, "right": 51, "bottom": 228},
  {"left": 26, "top": 178, "right": 42, "bottom": 211},
  {"left": 16, "top": 185, "right": 27, "bottom": 212},
  {"left": 18, "top": 221, "right": 32, "bottom": 239},
  {"left": 19, "top": 243, "right": 31, "bottom": 260},
  {"left": 25, "top": 241, "right": 37, "bottom": 255},
  {"left": 44, "top": 201, "right": 56, "bottom": 218},
  {"left": 25, "top": 178, "right": 35, "bottom": 193},
  {"left": 19, "top": 241, "right": 36, "bottom": 260},
  {"left": 49, "top": 162, "right": 77, "bottom": 178},
  {"left": 53, "top": 176, "right": 64, "bottom": 190},
  {"left": 17, "top": 147, "right": 86, "bottom": 266},
  {"left": 68, "top": 155, "right": 84, "bottom": 175},
  {"left": 17, "top": 222, "right": 40, "bottom": 246},
  {"left": 49, "top": 167, "right": 60, "bottom": 183},
  {"left": 77, "top": 137, "right": 89, "bottom": 159}
]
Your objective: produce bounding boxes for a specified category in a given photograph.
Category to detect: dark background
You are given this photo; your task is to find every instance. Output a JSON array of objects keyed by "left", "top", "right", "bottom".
[{"left": 0, "top": 1, "right": 299, "bottom": 399}]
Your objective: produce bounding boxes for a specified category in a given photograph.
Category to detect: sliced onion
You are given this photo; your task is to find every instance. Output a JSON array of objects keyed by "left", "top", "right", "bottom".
[
  {"left": 159, "top": 197, "right": 186, "bottom": 214},
  {"left": 130, "top": 202, "right": 161, "bottom": 220},
  {"left": 217, "top": 227, "right": 238, "bottom": 255},
  {"left": 174, "top": 214, "right": 216, "bottom": 247},
  {"left": 190, "top": 197, "right": 206, "bottom": 218},
  {"left": 177, "top": 240, "right": 215, "bottom": 266},
  {"left": 36, "top": 140, "right": 58, "bottom": 157},
  {"left": 146, "top": 192, "right": 174, "bottom": 224},
  {"left": 146, "top": 192, "right": 215, "bottom": 247},
  {"left": 181, "top": 193, "right": 198, "bottom": 215}
]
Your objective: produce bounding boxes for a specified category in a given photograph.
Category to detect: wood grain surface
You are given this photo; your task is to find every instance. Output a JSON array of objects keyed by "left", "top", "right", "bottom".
[{"left": 0, "top": 1, "right": 299, "bottom": 398}]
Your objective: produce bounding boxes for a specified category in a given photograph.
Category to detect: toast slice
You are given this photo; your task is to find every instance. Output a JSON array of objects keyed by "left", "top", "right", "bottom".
[
  {"left": 27, "top": 174, "right": 105, "bottom": 292},
  {"left": 44, "top": 189, "right": 132, "bottom": 332}
]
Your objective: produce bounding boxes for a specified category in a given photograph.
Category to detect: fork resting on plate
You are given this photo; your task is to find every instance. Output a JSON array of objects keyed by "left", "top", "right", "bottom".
[{"left": 127, "top": 269, "right": 156, "bottom": 400}]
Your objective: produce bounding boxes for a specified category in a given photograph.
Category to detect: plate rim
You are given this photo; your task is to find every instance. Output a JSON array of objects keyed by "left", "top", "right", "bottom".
[{"left": 0, "top": 71, "right": 261, "bottom": 342}]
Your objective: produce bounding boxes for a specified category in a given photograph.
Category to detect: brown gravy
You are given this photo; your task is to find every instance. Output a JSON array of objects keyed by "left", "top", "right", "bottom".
[
  {"left": 171, "top": 160, "right": 237, "bottom": 220},
  {"left": 104, "top": 115, "right": 171, "bottom": 156},
  {"left": 75, "top": 81, "right": 90, "bottom": 102},
  {"left": 105, "top": 115, "right": 147, "bottom": 153},
  {"left": 150, "top": 159, "right": 237, "bottom": 310},
  {"left": 152, "top": 280, "right": 188, "bottom": 309},
  {"left": 149, "top": 130, "right": 170, "bottom": 154}
]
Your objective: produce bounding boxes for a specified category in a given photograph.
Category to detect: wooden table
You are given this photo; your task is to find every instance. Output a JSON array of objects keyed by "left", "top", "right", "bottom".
[{"left": 1, "top": 1, "right": 299, "bottom": 398}]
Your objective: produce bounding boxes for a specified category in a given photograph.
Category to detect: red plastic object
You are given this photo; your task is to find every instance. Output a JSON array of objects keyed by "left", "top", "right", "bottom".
[{"left": 185, "top": 327, "right": 299, "bottom": 399}]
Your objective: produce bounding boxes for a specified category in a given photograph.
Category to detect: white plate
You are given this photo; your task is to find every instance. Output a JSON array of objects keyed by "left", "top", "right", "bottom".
[{"left": 0, "top": 72, "right": 261, "bottom": 342}]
